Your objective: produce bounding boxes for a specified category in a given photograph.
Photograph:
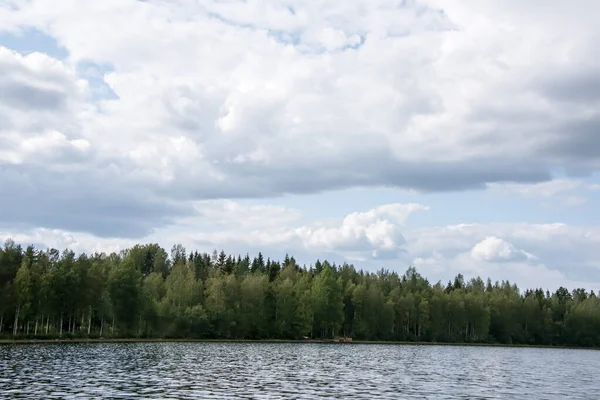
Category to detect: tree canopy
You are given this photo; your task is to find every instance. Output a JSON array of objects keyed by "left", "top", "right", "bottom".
[{"left": 1, "top": 241, "right": 599, "bottom": 347}]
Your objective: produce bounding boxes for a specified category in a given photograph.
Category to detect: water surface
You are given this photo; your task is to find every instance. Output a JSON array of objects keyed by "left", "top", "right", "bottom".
[{"left": 1, "top": 342, "right": 598, "bottom": 399}]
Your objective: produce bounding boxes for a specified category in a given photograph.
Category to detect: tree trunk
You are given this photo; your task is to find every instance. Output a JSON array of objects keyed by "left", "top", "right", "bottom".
[
  {"left": 13, "top": 304, "right": 20, "bottom": 336},
  {"left": 88, "top": 306, "right": 92, "bottom": 336},
  {"left": 35, "top": 318, "right": 39, "bottom": 336},
  {"left": 26, "top": 321, "right": 30, "bottom": 335},
  {"left": 0, "top": 313, "right": 3, "bottom": 333},
  {"left": 59, "top": 313, "right": 63, "bottom": 338},
  {"left": 100, "top": 318, "right": 104, "bottom": 337},
  {"left": 45, "top": 316, "right": 50, "bottom": 335},
  {"left": 111, "top": 316, "right": 115, "bottom": 335}
]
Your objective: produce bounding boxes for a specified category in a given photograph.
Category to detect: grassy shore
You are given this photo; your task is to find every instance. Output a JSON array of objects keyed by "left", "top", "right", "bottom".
[{"left": 0, "top": 337, "right": 598, "bottom": 350}]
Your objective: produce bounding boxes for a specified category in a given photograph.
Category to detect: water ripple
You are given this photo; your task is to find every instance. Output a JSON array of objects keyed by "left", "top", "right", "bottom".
[{"left": 1, "top": 343, "right": 599, "bottom": 399}]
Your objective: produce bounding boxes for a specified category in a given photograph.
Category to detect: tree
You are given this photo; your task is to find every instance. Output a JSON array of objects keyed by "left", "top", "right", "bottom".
[
  {"left": 170, "top": 244, "right": 187, "bottom": 267},
  {"left": 13, "top": 258, "right": 33, "bottom": 335},
  {"left": 239, "top": 274, "right": 268, "bottom": 338},
  {"left": 108, "top": 256, "right": 142, "bottom": 335},
  {"left": 1, "top": 242, "right": 600, "bottom": 347},
  {"left": 275, "top": 271, "right": 311, "bottom": 339},
  {"left": 311, "top": 265, "right": 343, "bottom": 338}
]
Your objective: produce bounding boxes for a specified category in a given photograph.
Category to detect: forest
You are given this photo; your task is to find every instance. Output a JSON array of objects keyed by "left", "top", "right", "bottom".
[{"left": 1, "top": 239, "right": 599, "bottom": 347}]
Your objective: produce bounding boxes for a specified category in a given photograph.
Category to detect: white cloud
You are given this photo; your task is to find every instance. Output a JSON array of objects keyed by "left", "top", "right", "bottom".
[
  {"left": 0, "top": 46, "right": 89, "bottom": 165},
  {"left": 2, "top": 1, "right": 600, "bottom": 290},
  {"left": 183, "top": 202, "right": 429, "bottom": 260},
  {"left": 4, "top": 199, "right": 600, "bottom": 291},
  {"left": 1, "top": 0, "right": 600, "bottom": 233},
  {"left": 0, "top": 227, "right": 133, "bottom": 255},
  {"left": 189, "top": 200, "right": 302, "bottom": 229},
  {"left": 294, "top": 203, "right": 428, "bottom": 258},
  {"left": 487, "top": 179, "right": 599, "bottom": 206},
  {"left": 1, "top": 201, "right": 427, "bottom": 261},
  {"left": 470, "top": 236, "right": 535, "bottom": 263},
  {"left": 488, "top": 179, "right": 583, "bottom": 198},
  {"left": 406, "top": 222, "right": 600, "bottom": 290}
]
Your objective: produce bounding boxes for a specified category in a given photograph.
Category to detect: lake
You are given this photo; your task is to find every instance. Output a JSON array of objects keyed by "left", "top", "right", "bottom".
[{"left": 1, "top": 342, "right": 598, "bottom": 399}]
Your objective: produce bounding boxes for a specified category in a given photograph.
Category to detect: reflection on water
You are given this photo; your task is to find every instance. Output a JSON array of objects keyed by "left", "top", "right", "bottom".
[{"left": 1, "top": 342, "right": 598, "bottom": 399}]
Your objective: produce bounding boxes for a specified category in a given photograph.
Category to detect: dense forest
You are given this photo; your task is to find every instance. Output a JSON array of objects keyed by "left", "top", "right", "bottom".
[{"left": 1, "top": 239, "right": 599, "bottom": 347}]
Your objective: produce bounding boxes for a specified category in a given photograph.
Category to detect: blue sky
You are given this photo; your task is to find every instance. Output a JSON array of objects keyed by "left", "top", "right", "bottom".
[{"left": 2, "top": 0, "right": 600, "bottom": 291}]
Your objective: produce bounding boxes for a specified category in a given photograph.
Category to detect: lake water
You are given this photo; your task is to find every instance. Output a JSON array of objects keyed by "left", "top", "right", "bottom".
[{"left": 1, "top": 342, "right": 598, "bottom": 399}]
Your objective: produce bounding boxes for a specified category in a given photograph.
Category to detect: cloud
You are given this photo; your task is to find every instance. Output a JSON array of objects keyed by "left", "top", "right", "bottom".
[
  {"left": 470, "top": 236, "right": 535, "bottom": 263},
  {"left": 186, "top": 202, "right": 428, "bottom": 261},
  {"left": 0, "top": 227, "right": 134, "bottom": 255},
  {"left": 486, "top": 179, "right": 598, "bottom": 206},
  {"left": 1, "top": 0, "right": 600, "bottom": 245},
  {"left": 1, "top": 201, "right": 427, "bottom": 262},
  {"left": 0, "top": 47, "right": 85, "bottom": 119},
  {"left": 186, "top": 200, "right": 303, "bottom": 230},
  {"left": 294, "top": 203, "right": 428, "bottom": 259},
  {"left": 406, "top": 222, "right": 600, "bottom": 288},
  {"left": 3, "top": 199, "right": 600, "bottom": 290},
  {"left": 488, "top": 179, "right": 583, "bottom": 198},
  {"left": 416, "top": 250, "right": 597, "bottom": 292},
  {"left": 0, "top": 46, "right": 195, "bottom": 237}
]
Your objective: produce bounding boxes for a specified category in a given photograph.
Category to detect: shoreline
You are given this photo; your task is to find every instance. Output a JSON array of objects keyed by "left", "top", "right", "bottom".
[{"left": 1, "top": 338, "right": 598, "bottom": 350}]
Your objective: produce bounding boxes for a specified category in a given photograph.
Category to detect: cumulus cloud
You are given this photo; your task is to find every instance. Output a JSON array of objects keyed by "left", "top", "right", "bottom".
[
  {"left": 294, "top": 203, "right": 428, "bottom": 259},
  {"left": 0, "top": 227, "right": 136, "bottom": 256},
  {"left": 1, "top": 201, "right": 427, "bottom": 262},
  {"left": 470, "top": 236, "right": 535, "bottom": 263},
  {"left": 406, "top": 222, "right": 600, "bottom": 289},
  {"left": 2, "top": 1, "right": 600, "bottom": 291},
  {"left": 183, "top": 202, "right": 429, "bottom": 261},
  {"left": 3, "top": 201, "right": 600, "bottom": 291},
  {"left": 0, "top": 46, "right": 194, "bottom": 237},
  {"left": 0, "top": 0, "right": 599, "bottom": 240},
  {"left": 0, "top": 46, "right": 83, "bottom": 110}
]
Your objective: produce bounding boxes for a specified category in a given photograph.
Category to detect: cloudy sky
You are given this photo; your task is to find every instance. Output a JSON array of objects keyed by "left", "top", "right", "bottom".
[{"left": 1, "top": 0, "right": 600, "bottom": 291}]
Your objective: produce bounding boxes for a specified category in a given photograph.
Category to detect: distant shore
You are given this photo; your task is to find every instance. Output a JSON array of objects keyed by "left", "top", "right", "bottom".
[{"left": 1, "top": 338, "right": 598, "bottom": 350}]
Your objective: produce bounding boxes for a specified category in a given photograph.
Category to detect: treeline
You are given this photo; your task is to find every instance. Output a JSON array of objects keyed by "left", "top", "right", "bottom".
[{"left": 1, "top": 239, "right": 599, "bottom": 347}]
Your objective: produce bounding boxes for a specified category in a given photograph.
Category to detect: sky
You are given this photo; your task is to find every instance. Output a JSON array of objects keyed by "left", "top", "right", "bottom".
[{"left": 1, "top": 0, "right": 600, "bottom": 292}]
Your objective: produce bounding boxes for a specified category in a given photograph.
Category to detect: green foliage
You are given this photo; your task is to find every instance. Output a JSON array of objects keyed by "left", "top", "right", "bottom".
[
  {"left": 108, "top": 256, "right": 142, "bottom": 335},
  {"left": 311, "top": 264, "right": 343, "bottom": 338},
  {"left": 1, "top": 240, "right": 600, "bottom": 347}
]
